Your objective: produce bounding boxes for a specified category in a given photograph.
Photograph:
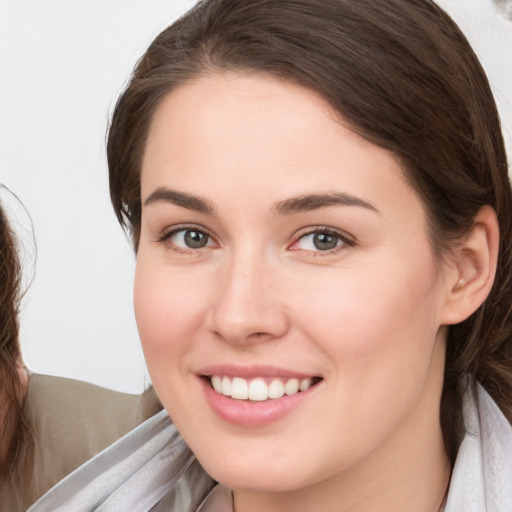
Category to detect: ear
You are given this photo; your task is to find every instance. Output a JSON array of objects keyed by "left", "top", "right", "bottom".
[{"left": 440, "top": 205, "right": 499, "bottom": 325}]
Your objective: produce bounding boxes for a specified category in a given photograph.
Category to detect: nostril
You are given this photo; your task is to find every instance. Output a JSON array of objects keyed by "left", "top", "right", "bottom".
[{"left": 246, "top": 331, "right": 273, "bottom": 342}]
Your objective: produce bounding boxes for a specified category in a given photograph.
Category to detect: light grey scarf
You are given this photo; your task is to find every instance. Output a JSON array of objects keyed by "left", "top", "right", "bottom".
[
  {"left": 444, "top": 384, "right": 512, "bottom": 511},
  {"left": 29, "top": 384, "right": 512, "bottom": 512},
  {"left": 27, "top": 410, "right": 216, "bottom": 511}
]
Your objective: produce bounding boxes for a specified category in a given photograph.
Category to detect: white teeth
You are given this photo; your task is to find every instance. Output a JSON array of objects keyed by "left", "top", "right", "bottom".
[
  {"left": 300, "top": 378, "right": 312, "bottom": 391},
  {"left": 211, "top": 375, "right": 222, "bottom": 393},
  {"left": 221, "top": 376, "right": 232, "bottom": 396},
  {"left": 210, "top": 375, "right": 316, "bottom": 401},
  {"left": 248, "top": 378, "right": 268, "bottom": 401},
  {"left": 231, "top": 377, "right": 248, "bottom": 399},
  {"left": 284, "top": 378, "right": 300, "bottom": 395},
  {"left": 268, "top": 379, "right": 285, "bottom": 399}
]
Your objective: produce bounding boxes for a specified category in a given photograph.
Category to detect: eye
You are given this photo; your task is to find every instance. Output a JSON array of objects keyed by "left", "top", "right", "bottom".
[
  {"left": 289, "top": 228, "right": 354, "bottom": 253},
  {"left": 161, "top": 227, "right": 215, "bottom": 250}
]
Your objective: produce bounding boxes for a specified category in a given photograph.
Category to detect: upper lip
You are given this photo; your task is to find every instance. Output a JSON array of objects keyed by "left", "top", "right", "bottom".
[{"left": 197, "top": 364, "right": 320, "bottom": 380}]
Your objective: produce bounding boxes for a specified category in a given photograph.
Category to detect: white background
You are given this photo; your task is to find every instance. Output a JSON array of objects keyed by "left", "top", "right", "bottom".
[{"left": 0, "top": 0, "right": 510, "bottom": 394}]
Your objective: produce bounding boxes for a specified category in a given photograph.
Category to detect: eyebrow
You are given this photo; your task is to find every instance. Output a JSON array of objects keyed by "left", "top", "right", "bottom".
[
  {"left": 273, "top": 192, "right": 379, "bottom": 215},
  {"left": 143, "top": 187, "right": 214, "bottom": 214},
  {"left": 143, "top": 187, "right": 378, "bottom": 216}
]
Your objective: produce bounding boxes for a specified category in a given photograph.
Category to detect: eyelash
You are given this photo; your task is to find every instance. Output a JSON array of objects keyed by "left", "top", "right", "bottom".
[
  {"left": 156, "top": 225, "right": 216, "bottom": 255},
  {"left": 288, "top": 226, "right": 355, "bottom": 256},
  {"left": 156, "top": 225, "right": 355, "bottom": 256}
]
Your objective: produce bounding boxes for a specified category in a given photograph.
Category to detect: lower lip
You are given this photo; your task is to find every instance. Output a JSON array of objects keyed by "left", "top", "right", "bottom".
[{"left": 200, "top": 378, "right": 318, "bottom": 427}]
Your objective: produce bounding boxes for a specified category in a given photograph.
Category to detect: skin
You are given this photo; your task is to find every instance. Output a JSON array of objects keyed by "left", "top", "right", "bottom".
[{"left": 134, "top": 72, "right": 492, "bottom": 512}]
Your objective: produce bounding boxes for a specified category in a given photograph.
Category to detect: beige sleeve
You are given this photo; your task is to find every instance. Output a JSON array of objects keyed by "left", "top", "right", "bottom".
[{"left": 0, "top": 374, "right": 162, "bottom": 511}]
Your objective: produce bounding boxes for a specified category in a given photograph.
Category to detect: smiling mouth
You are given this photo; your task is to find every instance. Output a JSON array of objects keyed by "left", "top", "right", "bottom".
[{"left": 207, "top": 375, "right": 323, "bottom": 401}]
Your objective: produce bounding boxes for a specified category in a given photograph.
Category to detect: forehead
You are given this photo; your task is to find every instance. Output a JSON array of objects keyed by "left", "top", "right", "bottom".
[{"left": 141, "top": 72, "right": 423, "bottom": 221}]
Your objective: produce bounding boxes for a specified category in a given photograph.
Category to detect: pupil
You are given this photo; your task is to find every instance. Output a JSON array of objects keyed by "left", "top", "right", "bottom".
[
  {"left": 184, "top": 230, "right": 208, "bottom": 248},
  {"left": 313, "top": 232, "right": 337, "bottom": 250}
]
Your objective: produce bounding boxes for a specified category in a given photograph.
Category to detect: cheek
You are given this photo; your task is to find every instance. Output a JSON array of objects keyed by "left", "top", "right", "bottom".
[
  {"left": 133, "top": 258, "right": 217, "bottom": 422},
  {"left": 288, "top": 262, "right": 445, "bottom": 453},
  {"left": 293, "top": 258, "right": 442, "bottom": 376},
  {"left": 133, "top": 260, "right": 208, "bottom": 364}
]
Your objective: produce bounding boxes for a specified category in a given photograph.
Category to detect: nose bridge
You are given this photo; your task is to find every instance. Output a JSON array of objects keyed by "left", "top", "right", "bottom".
[{"left": 209, "top": 243, "right": 288, "bottom": 344}]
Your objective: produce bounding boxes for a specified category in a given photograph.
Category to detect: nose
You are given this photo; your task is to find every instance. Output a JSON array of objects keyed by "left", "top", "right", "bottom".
[{"left": 207, "top": 251, "right": 290, "bottom": 346}]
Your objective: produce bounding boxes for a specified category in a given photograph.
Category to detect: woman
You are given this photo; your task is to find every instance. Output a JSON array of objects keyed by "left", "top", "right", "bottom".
[
  {"left": 0, "top": 194, "right": 161, "bottom": 511},
  {"left": 30, "top": 0, "right": 512, "bottom": 510}
]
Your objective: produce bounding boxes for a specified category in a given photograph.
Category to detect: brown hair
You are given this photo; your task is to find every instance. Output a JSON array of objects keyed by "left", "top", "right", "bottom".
[
  {"left": 107, "top": 0, "right": 512, "bottom": 464},
  {"left": 0, "top": 199, "right": 28, "bottom": 478}
]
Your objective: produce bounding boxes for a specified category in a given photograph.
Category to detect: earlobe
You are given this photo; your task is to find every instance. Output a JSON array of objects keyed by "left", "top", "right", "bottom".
[{"left": 441, "top": 205, "right": 499, "bottom": 325}]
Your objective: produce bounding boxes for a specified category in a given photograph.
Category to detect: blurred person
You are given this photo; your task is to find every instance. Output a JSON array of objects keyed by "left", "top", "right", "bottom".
[{"left": 0, "top": 192, "right": 161, "bottom": 511}]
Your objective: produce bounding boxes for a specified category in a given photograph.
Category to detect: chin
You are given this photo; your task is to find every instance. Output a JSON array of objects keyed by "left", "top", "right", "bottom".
[
  {"left": 210, "top": 468, "right": 298, "bottom": 493},
  {"left": 196, "top": 448, "right": 316, "bottom": 493}
]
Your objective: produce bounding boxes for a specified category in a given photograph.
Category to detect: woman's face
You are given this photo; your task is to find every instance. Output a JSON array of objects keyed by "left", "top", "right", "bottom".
[{"left": 135, "top": 73, "right": 453, "bottom": 494}]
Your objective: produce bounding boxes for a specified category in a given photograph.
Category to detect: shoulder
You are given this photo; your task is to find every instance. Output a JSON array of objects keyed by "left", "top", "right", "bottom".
[
  {"left": 6, "top": 373, "right": 162, "bottom": 510},
  {"left": 27, "top": 409, "right": 216, "bottom": 512},
  {"left": 26, "top": 373, "right": 161, "bottom": 432},
  {"left": 26, "top": 374, "right": 161, "bottom": 455}
]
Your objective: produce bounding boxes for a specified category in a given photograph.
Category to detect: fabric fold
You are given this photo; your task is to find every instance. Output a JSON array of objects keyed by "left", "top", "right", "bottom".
[
  {"left": 29, "top": 384, "right": 512, "bottom": 512},
  {"left": 28, "top": 410, "right": 195, "bottom": 512}
]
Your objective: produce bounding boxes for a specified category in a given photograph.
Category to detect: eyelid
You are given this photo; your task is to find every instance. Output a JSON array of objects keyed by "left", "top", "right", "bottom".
[
  {"left": 288, "top": 226, "right": 356, "bottom": 253},
  {"left": 156, "top": 224, "right": 218, "bottom": 249},
  {"left": 155, "top": 224, "right": 354, "bottom": 255}
]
